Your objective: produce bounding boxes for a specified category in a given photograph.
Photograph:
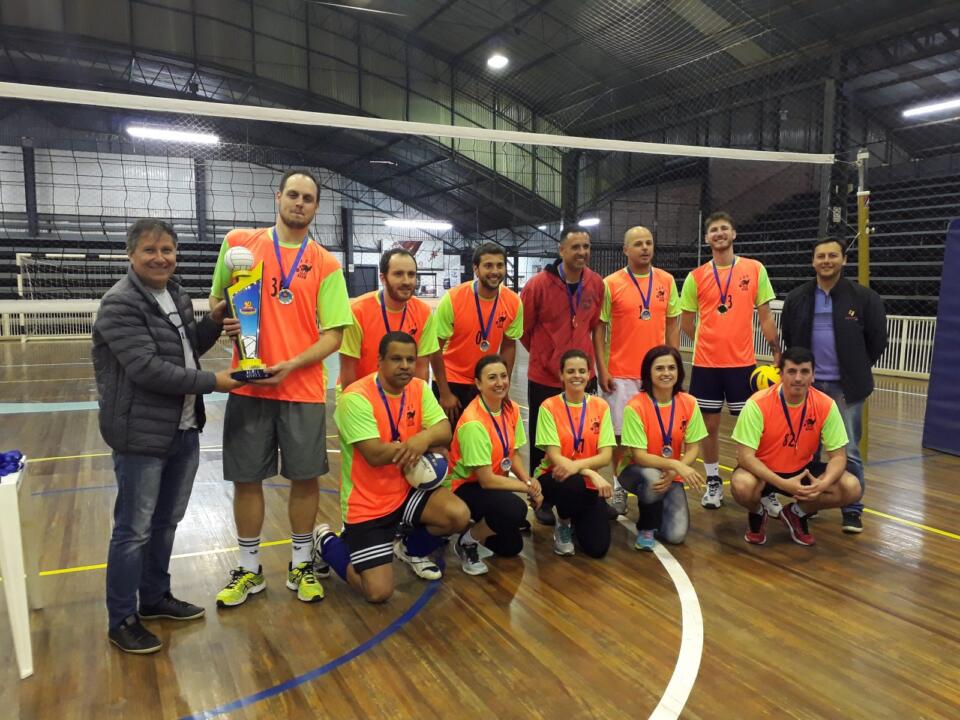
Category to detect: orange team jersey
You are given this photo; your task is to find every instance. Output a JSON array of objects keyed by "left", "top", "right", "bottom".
[
  {"left": 679, "top": 256, "right": 775, "bottom": 368},
  {"left": 620, "top": 391, "right": 708, "bottom": 480},
  {"left": 335, "top": 375, "right": 447, "bottom": 523},
  {"left": 340, "top": 291, "right": 439, "bottom": 379},
  {"left": 449, "top": 396, "right": 525, "bottom": 491},
  {"left": 533, "top": 394, "right": 616, "bottom": 484},
  {"left": 731, "top": 385, "right": 847, "bottom": 475},
  {"left": 210, "top": 228, "right": 353, "bottom": 403},
  {"left": 602, "top": 267, "right": 680, "bottom": 378},
  {"left": 435, "top": 281, "right": 523, "bottom": 384}
]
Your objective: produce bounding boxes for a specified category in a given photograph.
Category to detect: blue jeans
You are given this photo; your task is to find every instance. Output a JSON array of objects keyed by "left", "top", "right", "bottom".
[
  {"left": 814, "top": 380, "right": 865, "bottom": 514},
  {"left": 106, "top": 429, "right": 200, "bottom": 628},
  {"left": 619, "top": 465, "right": 690, "bottom": 544}
]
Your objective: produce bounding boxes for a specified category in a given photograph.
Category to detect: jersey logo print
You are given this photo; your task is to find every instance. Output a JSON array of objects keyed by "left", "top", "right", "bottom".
[
  {"left": 297, "top": 262, "right": 312, "bottom": 279},
  {"left": 656, "top": 285, "right": 666, "bottom": 301},
  {"left": 738, "top": 276, "right": 751, "bottom": 292},
  {"left": 495, "top": 313, "right": 507, "bottom": 328}
]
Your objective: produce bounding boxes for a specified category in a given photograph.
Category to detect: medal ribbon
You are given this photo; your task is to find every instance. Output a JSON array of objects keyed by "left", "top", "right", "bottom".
[
  {"left": 710, "top": 257, "right": 737, "bottom": 310},
  {"left": 565, "top": 277, "right": 583, "bottom": 327},
  {"left": 272, "top": 227, "right": 309, "bottom": 294},
  {"left": 779, "top": 387, "right": 808, "bottom": 450},
  {"left": 562, "top": 394, "right": 587, "bottom": 454},
  {"left": 625, "top": 267, "right": 654, "bottom": 316},
  {"left": 378, "top": 290, "right": 407, "bottom": 333},
  {"left": 375, "top": 377, "right": 406, "bottom": 443},
  {"left": 480, "top": 396, "right": 511, "bottom": 463},
  {"left": 650, "top": 394, "right": 677, "bottom": 452},
  {"left": 473, "top": 280, "right": 500, "bottom": 346}
]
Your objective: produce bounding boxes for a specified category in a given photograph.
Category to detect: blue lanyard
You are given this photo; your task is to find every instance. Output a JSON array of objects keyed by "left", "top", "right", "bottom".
[
  {"left": 378, "top": 290, "right": 407, "bottom": 333},
  {"left": 625, "top": 267, "right": 654, "bottom": 313},
  {"left": 710, "top": 257, "right": 736, "bottom": 309},
  {"left": 565, "top": 278, "right": 583, "bottom": 326},
  {"left": 271, "top": 227, "right": 309, "bottom": 291},
  {"left": 779, "top": 388, "right": 808, "bottom": 449},
  {"left": 480, "top": 397, "right": 510, "bottom": 459},
  {"left": 473, "top": 281, "right": 500, "bottom": 345},
  {"left": 649, "top": 393, "right": 677, "bottom": 448},
  {"left": 562, "top": 393, "right": 587, "bottom": 454},
  {"left": 375, "top": 377, "right": 406, "bottom": 442}
]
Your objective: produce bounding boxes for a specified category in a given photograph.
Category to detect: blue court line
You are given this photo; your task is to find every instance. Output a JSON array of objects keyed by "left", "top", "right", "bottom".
[
  {"left": 181, "top": 580, "right": 440, "bottom": 720},
  {"left": 32, "top": 483, "right": 338, "bottom": 497},
  {"left": 865, "top": 453, "right": 933, "bottom": 467}
]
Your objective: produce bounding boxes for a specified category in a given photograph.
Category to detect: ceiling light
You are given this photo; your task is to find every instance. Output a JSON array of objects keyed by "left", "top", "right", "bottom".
[
  {"left": 537, "top": 225, "right": 547, "bottom": 230},
  {"left": 384, "top": 219, "right": 453, "bottom": 231},
  {"left": 127, "top": 125, "right": 219, "bottom": 144},
  {"left": 487, "top": 54, "right": 509, "bottom": 70},
  {"left": 578, "top": 217, "right": 600, "bottom": 227},
  {"left": 902, "top": 96, "right": 960, "bottom": 118}
]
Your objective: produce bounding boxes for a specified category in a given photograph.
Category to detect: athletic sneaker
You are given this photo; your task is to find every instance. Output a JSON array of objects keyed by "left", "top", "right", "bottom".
[
  {"left": 287, "top": 561, "right": 325, "bottom": 603},
  {"left": 701, "top": 476, "right": 723, "bottom": 509},
  {"left": 109, "top": 615, "right": 161, "bottom": 654},
  {"left": 760, "top": 493, "right": 783, "bottom": 518},
  {"left": 842, "top": 511, "right": 863, "bottom": 534},
  {"left": 553, "top": 524, "right": 575, "bottom": 556},
  {"left": 610, "top": 484, "right": 628, "bottom": 516},
  {"left": 312, "top": 523, "right": 334, "bottom": 568},
  {"left": 216, "top": 566, "right": 266, "bottom": 607},
  {"left": 634, "top": 529, "right": 655, "bottom": 552},
  {"left": 393, "top": 539, "right": 442, "bottom": 580},
  {"left": 780, "top": 503, "right": 816, "bottom": 546},
  {"left": 744, "top": 511, "right": 768, "bottom": 545},
  {"left": 139, "top": 593, "right": 205, "bottom": 621},
  {"left": 454, "top": 536, "right": 489, "bottom": 576}
]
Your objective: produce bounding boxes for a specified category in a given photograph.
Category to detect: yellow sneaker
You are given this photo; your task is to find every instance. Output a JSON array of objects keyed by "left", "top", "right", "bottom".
[
  {"left": 286, "top": 562, "right": 325, "bottom": 603},
  {"left": 216, "top": 566, "right": 266, "bottom": 607}
]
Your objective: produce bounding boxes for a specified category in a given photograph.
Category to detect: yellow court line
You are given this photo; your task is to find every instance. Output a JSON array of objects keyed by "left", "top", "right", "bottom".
[{"left": 861, "top": 508, "right": 960, "bottom": 541}]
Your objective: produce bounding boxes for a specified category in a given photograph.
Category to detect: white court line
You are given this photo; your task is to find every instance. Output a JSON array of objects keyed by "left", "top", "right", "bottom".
[
  {"left": 873, "top": 387, "right": 928, "bottom": 398},
  {"left": 617, "top": 517, "right": 703, "bottom": 720}
]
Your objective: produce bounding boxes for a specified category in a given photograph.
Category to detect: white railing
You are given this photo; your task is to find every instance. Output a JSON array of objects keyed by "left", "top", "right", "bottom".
[
  {"left": 677, "top": 307, "right": 936, "bottom": 379},
  {"left": 0, "top": 299, "right": 939, "bottom": 379}
]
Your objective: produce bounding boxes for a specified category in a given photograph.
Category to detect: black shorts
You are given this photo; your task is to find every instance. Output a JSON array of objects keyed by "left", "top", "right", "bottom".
[
  {"left": 737, "top": 460, "right": 828, "bottom": 496},
  {"left": 432, "top": 380, "right": 478, "bottom": 410},
  {"left": 341, "top": 486, "right": 437, "bottom": 572},
  {"left": 689, "top": 365, "right": 755, "bottom": 415}
]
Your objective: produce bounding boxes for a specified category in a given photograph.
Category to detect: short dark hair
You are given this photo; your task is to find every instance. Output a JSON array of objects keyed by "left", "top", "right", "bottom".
[
  {"left": 378, "top": 331, "right": 417, "bottom": 358},
  {"left": 779, "top": 345, "right": 815, "bottom": 370},
  {"left": 279, "top": 168, "right": 320, "bottom": 196},
  {"left": 474, "top": 353, "right": 507, "bottom": 380},
  {"left": 704, "top": 211, "right": 736, "bottom": 232},
  {"left": 560, "top": 226, "right": 591, "bottom": 244},
  {"left": 380, "top": 248, "right": 417, "bottom": 275},
  {"left": 640, "top": 345, "right": 686, "bottom": 397},
  {"left": 813, "top": 237, "right": 848, "bottom": 255},
  {"left": 472, "top": 242, "right": 507, "bottom": 267},
  {"left": 559, "top": 349, "right": 589, "bottom": 373},
  {"left": 127, "top": 219, "right": 177, "bottom": 253}
]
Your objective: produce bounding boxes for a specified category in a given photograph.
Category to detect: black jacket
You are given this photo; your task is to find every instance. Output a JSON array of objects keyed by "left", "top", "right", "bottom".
[
  {"left": 781, "top": 277, "right": 887, "bottom": 404},
  {"left": 92, "top": 269, "right": 221, "bottom": 456}
]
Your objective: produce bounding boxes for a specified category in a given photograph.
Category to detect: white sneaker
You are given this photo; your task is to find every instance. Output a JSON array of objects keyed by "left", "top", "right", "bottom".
[
  {"left": 609, "top": 482, "right": 628, "bottom": 515},
  {"left": 393, "top": 539, "right": 442, "bottom": 581},
  {"left": 553, "top": 523, "right": 575, "bottom": 556},
  {"left": 760, "top": 493, "right": 783, "bottom": 518},
  {"left": 454, "top": 536, "right": 489, "bottom": 576},
  {"left": 311, "top": 523, "right": 333, "bottom": 577},
  {"left": 701, "top": 476, "right": 724, "bottom": 509}
]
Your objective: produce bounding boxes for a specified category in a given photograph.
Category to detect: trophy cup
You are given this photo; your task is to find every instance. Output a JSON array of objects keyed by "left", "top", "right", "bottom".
[{"left": 224, "top": 246, "right": 272, "bottom": 381}]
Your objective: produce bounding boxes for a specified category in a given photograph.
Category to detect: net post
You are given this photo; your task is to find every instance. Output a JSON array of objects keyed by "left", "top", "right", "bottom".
[{"left": 856, "top": 148, "right": 871, "bottom": 462}]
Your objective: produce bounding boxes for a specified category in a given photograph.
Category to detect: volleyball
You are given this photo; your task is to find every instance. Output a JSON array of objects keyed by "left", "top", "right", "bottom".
[
  {"left": 224, "top": 246, "right": 255, "bottom": 272},
  {"left": 404, "top": 451, "right": 447, "bottom": 490},
  {"left": 750, "top": 365, "right": 781, "bottom": 392}
]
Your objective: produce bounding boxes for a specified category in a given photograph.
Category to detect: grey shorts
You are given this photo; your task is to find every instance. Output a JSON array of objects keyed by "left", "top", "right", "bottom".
[{"left": 222, "top": 394, "right": 329, "bottom": 483}]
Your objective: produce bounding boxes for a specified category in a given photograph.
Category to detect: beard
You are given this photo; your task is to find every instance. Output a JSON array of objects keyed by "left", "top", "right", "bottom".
[{"left": 280, "top": 211, "right": 312, "bottom": 230}]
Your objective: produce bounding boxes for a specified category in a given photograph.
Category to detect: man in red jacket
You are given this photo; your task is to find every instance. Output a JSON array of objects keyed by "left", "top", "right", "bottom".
[{"left": 520, "top": 225, "right": 605, "bottom": 525}]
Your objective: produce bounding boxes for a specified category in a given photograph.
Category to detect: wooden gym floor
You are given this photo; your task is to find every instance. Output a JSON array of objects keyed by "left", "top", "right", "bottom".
[{"left": 1, "top": 339, "right": 958, "bottom": 719}]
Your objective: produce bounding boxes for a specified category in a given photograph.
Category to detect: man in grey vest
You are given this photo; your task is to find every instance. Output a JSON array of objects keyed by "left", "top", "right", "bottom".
[{"left": 93, "top": 219, "right": 241, "bottom": 654}]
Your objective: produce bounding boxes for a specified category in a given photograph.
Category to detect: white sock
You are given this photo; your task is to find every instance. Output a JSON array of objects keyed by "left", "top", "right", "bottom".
[
  {"left": 705, "top": 463, "right": 720, "bottom": 478},
  {"left": 238, "top": 536, "right": 261, "bottom": 573},
  {"left": 291, "top": 532, "right": 313, "bottom": 566},
  {"left": 558, "top": 518, "right": 572, "bottom": 527},
  {"left": 793, "top": 504, "right": 808, "bottom": 518},
  {"left": 460, "top": 528, "right": 478, "bottom": 546},
  {"left": 612, "top": 476, "right": 623, "bottom": 490}
]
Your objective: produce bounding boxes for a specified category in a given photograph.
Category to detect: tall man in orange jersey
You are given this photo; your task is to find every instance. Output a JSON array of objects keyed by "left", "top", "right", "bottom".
[
  {"left": 594, "top": 226, "right": 681, "bottom": 515},
  {"left": 339, "top": 248, "right": 439, "bottom": 388},
  {"left": 680, "top": 211, "right": 781, "bottom": 511},
  {"left": 315, "top": 332, "right": 470, "bottom": 602},
  {"left": 730, "top": 346, "right": 861, "bottom": 546},
  {"left": 209, "top": 169, "right": 354, "bottom": 608},
  {"left": 432, "top": 242, "right": 523, "bottom": 424}
]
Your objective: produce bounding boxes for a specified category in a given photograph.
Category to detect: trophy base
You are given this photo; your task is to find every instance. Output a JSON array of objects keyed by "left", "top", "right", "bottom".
[{"left": 231, "top": 368, "right": 273, "bottom": 382}]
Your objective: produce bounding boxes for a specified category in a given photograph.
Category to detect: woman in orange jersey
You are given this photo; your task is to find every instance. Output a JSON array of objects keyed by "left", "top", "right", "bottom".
[
  {"left": 619, "top": 346, "right": 708, "bottom": 551},
  {"left": 534, "top": 350, "right": 616, "bottom": 558},
  {"left": 448, "top": 355, "right": 542, "bottom": 575}
]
